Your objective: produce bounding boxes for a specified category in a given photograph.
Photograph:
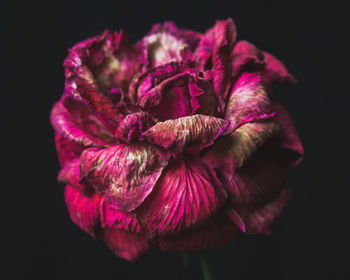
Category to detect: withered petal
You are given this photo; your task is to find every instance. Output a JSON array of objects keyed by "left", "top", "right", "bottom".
[
  {"left": 137, "top": 155, "right": 227, "bottom": 234},
  {"left": 79, "top": 143, "right": 170, "bottom": 212}
]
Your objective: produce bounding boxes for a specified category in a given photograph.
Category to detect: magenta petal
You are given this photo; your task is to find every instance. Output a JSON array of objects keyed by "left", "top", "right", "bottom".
[
  {"left": 272, "top": 101, "right": 304, "bottom": 167},
  {"left": 202, "top": 121, "right": 280, "bottom": 175},
  {"left": 229, "top": 139, "right": 294, "bottom": 208},
  {"left": 138, "top": 73, "right": 193, "bottom": 121},
  {"left": 130, "top": 62, "right": 183, "bottom": 103},
  {"left": 230, "top": 187, "right": 292, "bottom": 234},
  {"left": 58, "top": 159, "right": 89, "bottom": 194},
  {"left": 225, "top": 72, "right": 275, "bottom": 132},
  {"left": 195, "top": 19, "right": 237, "bottom": 107},
  {"left": 79, "top": 143, "right": 170, "bottom": 212},
  {"left": 158, "top": 209, "right": 239, "bottom": 252},
  {"left": 143, "top": 114, "right": 229, "bottom": 155},
  {"left": 100, "top": 198, "right": 142, "bottom": 233},
  {"left": 51, "top": 100, "right": 117, "bottom": 147},
  {"left": 141, "top": 22, "right": 201, "bottom": 68},
  {"left": 100, "top": 227, "right": 149, "bottom": 262},
  {"left": 231, "top": 40, "right": 265, "bottom": 77},
  {"left": 262, "top": 51, "right": 296, "bottom": 87},
  {"left": 114, "top": 111, "right": 154, "bottom": 143},
  {"left": 64, "top": 185, "right": 102, "bottom": 237},
  {"left": 138, "top": 156, "right": 227, "bottom": 234},
  {"left": 64, "top": 30, "right": 141, "bottom": 101},
  {"left": 55, "top": 134, "right": 84, "bottom": 166}
]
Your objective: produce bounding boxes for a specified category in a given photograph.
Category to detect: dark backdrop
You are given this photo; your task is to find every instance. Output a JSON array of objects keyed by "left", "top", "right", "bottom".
[{"left": 3, "top": 0, "right": 347, "bottom": 279}]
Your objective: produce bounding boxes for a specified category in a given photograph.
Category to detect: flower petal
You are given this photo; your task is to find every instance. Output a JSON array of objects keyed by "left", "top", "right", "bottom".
[
  {"left": 195, "top": 19, "right": 237, "bottom": 108},
  {"left": 262, "top": 51, "right": 296, "bottom": 88},
  {"left": 202, "top": 120, "right": 281, "bottom": 175},
  {"left": 272, "top": 101, "right": 304, "bottom": 168},
  {"left": 50, "top": 100, "right": 117, "bottom": 147},
  {"left": 138, "top": 73, "right": 193, "bottom": 121},
  {"left": 143, "top": 114, "right": 229, "bottom": 155},
  {"left": 225, "top": 72, "right": 275, "bottom": 132},
  {"left": 100, "top": 198, "right": 143, "bottom": 233},
  {"left": 138, "top": 156, "right": 227, "bottom": 234},
  {"left": 64, "top": 185, "right": 102, "bottom": 237},
  {"left": 114, "top": 111, "right": 154, "bottom": 143},
  {"left": 231, "top": 40, "right": 265, "bottom": 77},
  {"left": 228, "top": 186, "right": 292, "bottom": 234},
  {"left": 79, "top": 143, "right": 170, "bottom": 212},
  {"left": 64, "top": 30, "right": 141, "bottom": 105},
  {"left": 55, "top": 133, "right": 84, "bottom": 166},
  {"left": 99, "top": 227, "right": 149, "bottom": 262},
  {"left": 58, "top": 159, "right": 89, "bottom": 194},
  {"left": 142, "top": 22, "right": 201, "bottom": 68},
  {"left": 158, "top": 208, "right": 239, "bottom": 251},
  {"left": 229, "top": 139, "right": 293, "bottom": 208}
]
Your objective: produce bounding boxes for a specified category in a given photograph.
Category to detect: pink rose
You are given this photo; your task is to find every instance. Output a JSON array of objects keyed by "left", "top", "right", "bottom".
[{"left": 50, "top": 19, "right": 303, "bottom": 261}]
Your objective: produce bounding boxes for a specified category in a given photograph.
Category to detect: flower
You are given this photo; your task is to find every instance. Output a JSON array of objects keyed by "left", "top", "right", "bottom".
[{"left": 50, "top": 19, "right": 303, "bottom": 261}]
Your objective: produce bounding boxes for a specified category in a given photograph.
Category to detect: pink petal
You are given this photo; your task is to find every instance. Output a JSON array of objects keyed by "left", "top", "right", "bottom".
[
  {"left": 188, "top": 72, "right": 219, "bottom": 116},
  {"left": 272, "top": 101, "right": 304, "bottom": 168},
  {"left": 262, "top": 51, "right": 296, "bottom": 88},
  {"left": 64, "top": 185, "right": 102, "bottom": 237},
  {"left": 228, "top": 187, "right": 292, "bottom": 234},
  {"left": 55, "top": 134, "right": 84, "bottom": 166},
  {"left": 100, "top": 198, "right": 142, "bottom": 233},
  {"left": 58, "top": 159, "right": 89, "bottom": 194},
  {"left": 231, "top": 40, "right": 265, "bottom": 77},
  {"left": 137, "top": 155, "right": 227, "bottom": 234},
  {"left": 229, "top": 139, "right": 294, "bottom": 208},
  {"left": 225, "top": 72, "right": 275, "bottom": 132},
  {"left": 114, "top": 111, "right": 154, "bottom": 143},
  {"left": 100, "top": 227, "right": 149, "bottom": 262},
  {"left": 143, "top": 114, "right": 229, "bottom": 156},
  {"left": 158, "top": 208, "right": 239, "bottom": 252},
  {"left": 138, "top": 72, "right": 193, "bottom": 121},
  {"left": 129, "top": 62, "right": 183, "bottom": 104},
  {"left": 79, "top": 143, "right": 170, "bottom": 212},
  {"left": 64, "top": 30, "right": 141, "bottom": 105},
  {"left": 141, "top": 22, "right": 201, "bottom": 68},
  {"left": 202, "top": 121, "right": 280, "bottom": 175},
  {"left": 195, "top": 19, "right": 237, "bottom": 108},
  {"left": 50, "top": 100, "right": 117, "bottom": 147}
]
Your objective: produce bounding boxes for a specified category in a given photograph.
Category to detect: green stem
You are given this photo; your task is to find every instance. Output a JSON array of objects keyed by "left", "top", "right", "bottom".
[
  {"left": 181, "top": 252, "right": 190, "bottom": 269},
  {"left": 198, "top": 251, "right": 215, "bottom": 280}
]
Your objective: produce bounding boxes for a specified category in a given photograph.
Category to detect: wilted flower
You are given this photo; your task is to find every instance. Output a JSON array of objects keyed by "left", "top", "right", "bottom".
[{"left": 50, "top": 19, "right": 303, "bottom": 261}]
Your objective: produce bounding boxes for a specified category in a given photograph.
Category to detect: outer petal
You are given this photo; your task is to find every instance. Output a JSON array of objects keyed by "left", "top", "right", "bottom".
[
  {"left": 272, "top": 101, "right": 304, "bottom": 167},
  {"left": 141, "top": 22, "right": 201, "bottom": 68},
  {"left": 64, "top": 185, "right": 102, "bottom": 237},
  {"left": 55, "top": 133, "right": 84, "bottom": 166},
  {"left": 79, "top": 143, "right": 170, "bottom": 212},
  {"left": 202, "top": 120, "right": 281, "bottom": 174},
  {"left": 158, "top": 208, "right": 239, "bottom": 252},
  {"left": 143, "top": 114, "right": 229, "bottom": 156},
  {"left": 50, "top": 100, "right": 117, "bottom": 147},
  {"left": 100, "top": 198, "right": 142, "bottom": 233},
  {"left": 231, "top": 40, "right": 265, "bottom": 77},
  {"left": 138, "top": 156, "right": 227, "bottom": 234},
  {"left": 195, "top": 19, "right": 237, "bottom": 108},
  {"left": 225, "top": 72, "right": 275, "bottom": 132},
  {"left": 229, "top": 140, "right": 293, "bottom": 208},
  {"left": 64, "top": 30, "right": 141, "bottom": 105},
  {"left": 99, "top": 227, "right": 149, "bottom": 262},
  {"left": 262, "top": 51, "right": 296, "bottom": 87},
  {"left": 58, "top": 159, "right": 89, "bottom": 194},
  {"left": 228, "top": 186, "right": 292, "bottom": 235}
]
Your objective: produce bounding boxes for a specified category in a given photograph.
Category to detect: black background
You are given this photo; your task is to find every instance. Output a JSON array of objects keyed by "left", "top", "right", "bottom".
[{"left": 3, "top": 0, "right": 348, "bottom": 279}]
